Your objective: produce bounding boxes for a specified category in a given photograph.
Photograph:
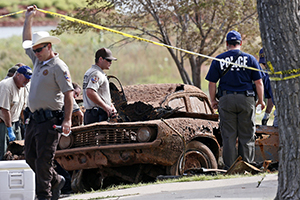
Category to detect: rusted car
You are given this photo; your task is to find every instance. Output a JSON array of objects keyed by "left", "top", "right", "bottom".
[
  {"left": 254, "top": 125, "right": 279, "bottom": 163},
  {"left": 54, "top": 76, "right": 279, "bottom": 192},
  {"left": 55, "top": 77, "right": 222, "bottom": 191}
]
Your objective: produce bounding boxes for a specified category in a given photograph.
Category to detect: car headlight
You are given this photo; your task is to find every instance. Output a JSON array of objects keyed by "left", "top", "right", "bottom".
[
  {"left": 137, "top": 127, "right": 156, "bottom": 142},
  {"left": 59, "top": 135, "right": 74, "bottom": 149}
]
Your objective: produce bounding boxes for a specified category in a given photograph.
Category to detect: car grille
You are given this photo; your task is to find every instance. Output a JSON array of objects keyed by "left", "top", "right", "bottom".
[{"left": 72, "top": 127, "right": 141, "bottom": 147}]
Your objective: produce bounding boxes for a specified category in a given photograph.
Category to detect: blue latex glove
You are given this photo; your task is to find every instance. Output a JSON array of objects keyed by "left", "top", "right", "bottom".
[{"left": 7, "top": 127, "right": 16, "bottom": 142}]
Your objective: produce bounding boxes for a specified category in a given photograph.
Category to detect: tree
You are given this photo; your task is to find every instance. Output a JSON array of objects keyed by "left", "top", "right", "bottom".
[
  {"left": 257, "top": 1, "right": 300, "bottom": 199},
  {"left": 55, "top": 0, "right": 259, "bottom": 88}
]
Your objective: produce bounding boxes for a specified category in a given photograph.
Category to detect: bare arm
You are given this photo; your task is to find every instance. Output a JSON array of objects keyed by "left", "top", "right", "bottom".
[
  {"left": 86, "top": 88, "right": 116, "bottom": 117},
  {"left": 265, "top": 98, "right": 274, "bottom": 113},
  {"left": 62, "top": 90, "right": 73, "bottom": 134},
  {"left": 23, "top": 5, "right": 37, "bottom": 42},
  {"left": 208, "top": 82, "right": 218, "bottom": 110},
  {"left": 1, "top": 108, "right": 12, "bottom": 127},
  {"left": 254, "top": 79, "right": 265, "bottom": 110}
]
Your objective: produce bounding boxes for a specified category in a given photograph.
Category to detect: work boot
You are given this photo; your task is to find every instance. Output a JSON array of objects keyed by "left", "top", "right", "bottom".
[{"left": 51, "top": 175, "right": 65, "bottom": 200}]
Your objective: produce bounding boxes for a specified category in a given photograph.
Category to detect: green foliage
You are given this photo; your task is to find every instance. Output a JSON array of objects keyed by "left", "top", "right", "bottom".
[
  {"left": 45, "top": 7, "right": 57, "bottom": 18},
  {"left": 0, "top": 1, "right": 10, "bottom": 9},
  {"left": 6, "top": 4, "right": 20, "bottom": 14},
  {"left": 0, "top": 31, "right": 183, "bottom": 87},
  {"left": 0, "top": 0, "right": 261, "bottom": 89},
  {"left": 52, "top": 0, "right": 86, "bottom": 11},
  {"left": 53, "top": 0, "right": 260, "bottom": 88}
]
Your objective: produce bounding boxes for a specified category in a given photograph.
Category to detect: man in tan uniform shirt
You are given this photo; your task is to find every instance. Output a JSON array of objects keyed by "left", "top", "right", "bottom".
[
  {"left": 83, "top": 48, "right": 117, "bottom": 124},
  {"left": 0, "top": 66, "right": 31, "bottom": 160},
  {"left": 23, "top": 5, "right": 73, "bottom": 200}
]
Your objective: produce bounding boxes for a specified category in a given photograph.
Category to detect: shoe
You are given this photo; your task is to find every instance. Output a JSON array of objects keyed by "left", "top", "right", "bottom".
[{"left": 51, "top": 175, "right": 66, "bottom": 200}]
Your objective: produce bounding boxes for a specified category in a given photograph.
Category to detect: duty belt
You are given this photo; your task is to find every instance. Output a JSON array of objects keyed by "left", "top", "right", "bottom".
[
  {"left": 24, "top": 107, "right": 64, "bottom": 124},
  {"left": 222, "top": 90, "right": 245, "bottom": 95},
  {"left": 222, "top": 90, "right": 256, "bottom": 97}
]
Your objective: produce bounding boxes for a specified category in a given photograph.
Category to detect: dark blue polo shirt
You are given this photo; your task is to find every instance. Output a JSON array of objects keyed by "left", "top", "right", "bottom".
[
  {"left": 262, "top": 73, "right": 274, "bottom": 103},
  {"left": 205, "top": 49, "right": 263, "bottom": 92}
]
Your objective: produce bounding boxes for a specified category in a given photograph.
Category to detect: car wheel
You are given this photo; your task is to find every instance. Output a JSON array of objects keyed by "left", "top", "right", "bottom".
[
  {"left": 168, "top": 141, "right": 218, "bottom": 175},
  {"left": 71, "top": 169, "right": 102, "bottom": 193}
]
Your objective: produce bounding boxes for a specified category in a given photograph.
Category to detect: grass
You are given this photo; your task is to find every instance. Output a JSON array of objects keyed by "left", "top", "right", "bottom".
[{"left": 104, "top": 172, "right": 271, "bottom": 191}]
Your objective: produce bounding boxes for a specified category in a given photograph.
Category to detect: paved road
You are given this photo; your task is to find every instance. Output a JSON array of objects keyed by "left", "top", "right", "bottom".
[{"left": 61, "top": 174, "right": 277, "bottom": 200}]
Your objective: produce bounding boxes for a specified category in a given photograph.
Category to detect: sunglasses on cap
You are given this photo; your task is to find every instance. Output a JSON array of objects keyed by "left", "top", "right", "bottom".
[
  {"left": 25, "top": 71, "right": 33, "bottom": 76},
  {"left": 33, "top": 44, "right": 48, "bottom": 53}
]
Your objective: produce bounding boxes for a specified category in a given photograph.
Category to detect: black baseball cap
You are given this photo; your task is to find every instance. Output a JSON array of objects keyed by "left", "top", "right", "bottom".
[{"left": 95, "top": 48, "right": 117, "bottom": 62}]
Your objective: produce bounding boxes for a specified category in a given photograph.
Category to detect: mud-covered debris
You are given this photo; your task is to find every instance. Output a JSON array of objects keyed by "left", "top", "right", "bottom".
[{"left": 3, "top": 140, "right": 25, "bottom": 160}]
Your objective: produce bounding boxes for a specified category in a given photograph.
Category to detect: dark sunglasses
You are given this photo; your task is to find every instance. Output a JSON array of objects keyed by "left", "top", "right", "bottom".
[
  {"left": 33, "top": 44, "right": 48, "bottom": 53},
  {"left": 104, "top": 58, "right": 112, "bottom": 62}
]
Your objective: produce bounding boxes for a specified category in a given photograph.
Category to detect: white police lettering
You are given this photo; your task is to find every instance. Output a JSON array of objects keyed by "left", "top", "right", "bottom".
[
  {"left": 220, "top": 56, "right": 247, "bottom": 71},
  {"left": 220, "top": 56, "right": 232, "bottom": 70}
]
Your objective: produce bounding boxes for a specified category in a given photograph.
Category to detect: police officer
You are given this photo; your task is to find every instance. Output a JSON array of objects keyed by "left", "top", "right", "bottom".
[
  {"left": 83, "top": 48, "right": 117, "bottom": 125},
  {"left": 205, "top": 30, "right": 265, "bottom": 169},
  {"left": 23, "top": 5, "right": 73, "bottom": 200}
]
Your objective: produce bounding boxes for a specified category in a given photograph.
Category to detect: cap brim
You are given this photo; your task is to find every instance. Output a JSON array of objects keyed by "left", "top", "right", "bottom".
[
  {"left": 24, "top": 74, "right": 32, "bottom": 79},
  {"left": 106, "top": 56, "right": 117, "bottom": 61}
]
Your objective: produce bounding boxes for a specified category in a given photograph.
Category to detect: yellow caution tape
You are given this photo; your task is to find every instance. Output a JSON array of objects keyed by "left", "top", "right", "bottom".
[
  {"left": 268, "top": 61, "right": 300, "bottom": 75},
  {"left": 267, "top": 61, "right": 300, "bottom": 81},
  {"left": 267, "top": 61, "right": 274, "bottom": 74},
  {"left": 1, "top": 8, "right": 300, "bottom": 81},
  {"left": 270, "top": 73, "right": 300, "bottom": 81},
  {"left": 36, "top": 8, "right": 265, "bottom": 73},
  {"left": 0, "top": 10, "right": 26, "bottom": 19}
]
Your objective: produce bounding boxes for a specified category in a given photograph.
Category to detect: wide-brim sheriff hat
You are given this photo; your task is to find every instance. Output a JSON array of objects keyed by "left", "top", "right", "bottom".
[{"left": 22, "top": 31, "right": 60, "bottom": 49}]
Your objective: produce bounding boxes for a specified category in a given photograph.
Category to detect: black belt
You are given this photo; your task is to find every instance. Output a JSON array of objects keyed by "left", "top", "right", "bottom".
[
  {"left": 86, "top": 107, "right": 105, "bottom": 112},
  {"left": 221, "top": 90, "right": 256, "bottom": 98},
  {"left": 86, "top": 107, "right": 107, "bottom": 117},
  {"left": 223, "top": 90, "right": 245, "bottom": 95},
  {"left": 27, "top": 108, "right": 64, "bottom": 123}
]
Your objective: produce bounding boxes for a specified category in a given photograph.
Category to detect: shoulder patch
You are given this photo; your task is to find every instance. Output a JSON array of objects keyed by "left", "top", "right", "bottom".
[
  {"left": 91, "top": 75, "right": 99, "bottom": 84},
  {"left": 64, "top": 71, "right": 71, "bottom": 82}
]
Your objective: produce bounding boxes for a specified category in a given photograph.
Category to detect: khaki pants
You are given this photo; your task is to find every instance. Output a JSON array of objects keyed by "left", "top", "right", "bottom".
[{"left": 218, "top": 93, "right": 256, "bottom": 169}]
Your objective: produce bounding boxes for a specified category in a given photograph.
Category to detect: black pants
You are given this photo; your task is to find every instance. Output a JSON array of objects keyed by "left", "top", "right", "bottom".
[
  {"left": 84, "top": 107, "right": 108, "bottom": 125},
  {"left": 24, "top": 117, "right": 62, "bottom": 199}
]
